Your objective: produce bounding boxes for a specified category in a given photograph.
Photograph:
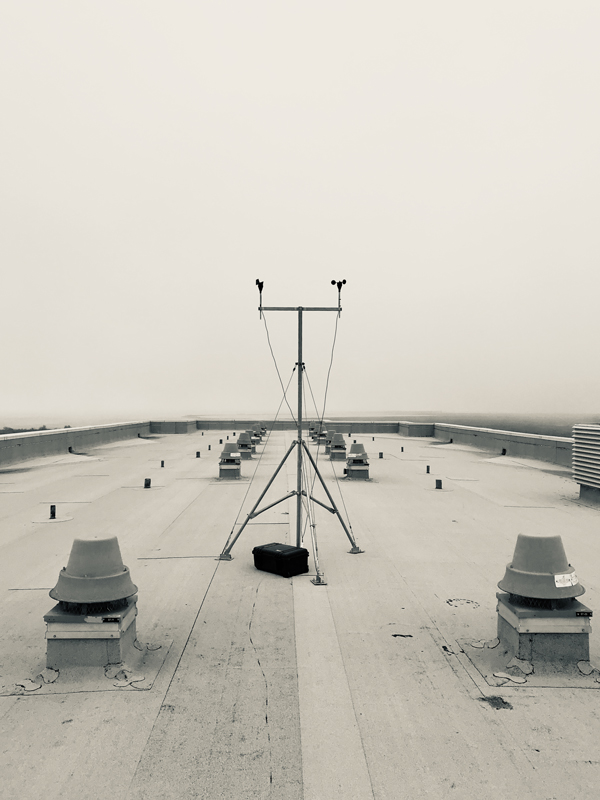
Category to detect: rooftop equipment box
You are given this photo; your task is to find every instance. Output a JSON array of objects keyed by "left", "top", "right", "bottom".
[{"left": 252, "top": 543, "right": 309, "bottom": 578}]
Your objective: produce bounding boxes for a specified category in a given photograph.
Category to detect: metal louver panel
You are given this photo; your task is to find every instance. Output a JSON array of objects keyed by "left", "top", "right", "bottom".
[{"left": 573, "top": 425, "right": 600, "bottom": 489}]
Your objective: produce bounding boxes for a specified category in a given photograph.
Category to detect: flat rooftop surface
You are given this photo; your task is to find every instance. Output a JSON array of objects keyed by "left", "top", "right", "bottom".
[{"left": 1, "top": 429, "right": 600, "bottom": 799}]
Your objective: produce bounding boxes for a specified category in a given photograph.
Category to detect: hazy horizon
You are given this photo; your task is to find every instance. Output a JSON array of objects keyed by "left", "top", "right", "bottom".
[
  {"left": 4, "top": 409, "right": 600, "bottom": 435},
  {"left": 2, "top": 2, "right": 599, "bottom": 421}
]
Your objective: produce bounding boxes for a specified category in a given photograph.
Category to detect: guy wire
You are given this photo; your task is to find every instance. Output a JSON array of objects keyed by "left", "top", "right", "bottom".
[
  {"left": 304, "top": 367, "right": 354, "bottom": 536},
  {"left": 262, "top": 311, "right": 297, "bottom": 423},
  {"left": 300, "top": 373, "right": 315, "bottom": 544},
  {"left": 222, "top": 367, "right": 297, "bottom": 553},
  {"left": 303, "top": 368, "right": 325, "bottom": 500},
  {"left": 319, "top": 311, "right": 339, "bottom": 423},
  {"left": 317, "top": 312, "right": 354, "bottom": 533}
]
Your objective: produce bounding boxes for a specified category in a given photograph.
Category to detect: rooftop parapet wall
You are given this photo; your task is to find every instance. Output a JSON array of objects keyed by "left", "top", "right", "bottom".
[
  {"left": 0, "top": 417, "right": 576, "bottom": 470},
  {"left": 397, "top": 421, "right": 435, "bottom": 437},
  {"left": 433, "top": 423, "right": 573, "bottom": 467},
  {"left": 195, "top": 420, "right": 400, "bottom": 434},
  {"left": 150, "top": 420, "right": 197, "bottom": 434},
  {"left": 0, "top": 421, "right": 151, "bottom": 466},
  {"left": 197, "top": 420, "right": 295, "bottom": 431}
]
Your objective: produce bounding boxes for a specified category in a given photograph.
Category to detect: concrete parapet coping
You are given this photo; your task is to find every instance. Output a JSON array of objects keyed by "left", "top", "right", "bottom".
[
  {"left": 433, "top": 422, "right": 573, "bottom": 444},
  {"left": 0, "top": 420, "right": 149, "bottom": 442},
  {"left": 397, "top": 420, "right": 435, "bottom": 436},
  {"left": 0, "top": 421, "right": 152, "bottom": 467},
  {"left": 149, "top": 421, "right": 197, "bottom": 434},
  {"left": 0, "top": 416, "right": 578, "bottom": 471},
  {"left": 195, "top": 419, "right": 399, "bottom": 433},
  {"left": 433, "top": 423, "right": 573, "bottom": 468}
]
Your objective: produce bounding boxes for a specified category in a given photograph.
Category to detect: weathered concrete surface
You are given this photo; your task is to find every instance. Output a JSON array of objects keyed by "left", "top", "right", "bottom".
[{"left": 2, "top": 429, "right": 600, "bottom": 799}]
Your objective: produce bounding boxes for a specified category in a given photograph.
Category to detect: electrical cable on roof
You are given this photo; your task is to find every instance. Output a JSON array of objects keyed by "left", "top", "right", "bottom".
[{"left": 262, "top": 311, "right": 297, "bottom": 424}]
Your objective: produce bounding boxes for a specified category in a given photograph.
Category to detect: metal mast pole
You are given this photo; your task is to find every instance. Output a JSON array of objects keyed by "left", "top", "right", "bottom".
[{"left": 296, "top": 308, "right": 303, "bottom": 547}]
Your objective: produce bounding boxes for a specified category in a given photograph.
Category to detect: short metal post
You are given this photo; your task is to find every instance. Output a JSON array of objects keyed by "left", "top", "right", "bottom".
[
  {"left": 426, "top": 465, "right": 430, "bottom": 474},
  {"left": 435, "top": 479, "right": 442, "bottom": 490},
  {"left": 50, "top": 504, "right": 56, "bottom": 520},
  {"left": 144, "top": 478, "right": 151, "bottom": 489},
  {"left": 196, "top": 451, "right": 200, "bottom": 458},
  {"left": 379, "top": 452, "right": 383, "bottom": 459},
  {"left": 161, "top": 460, "right": 164, "bottom": 468}
]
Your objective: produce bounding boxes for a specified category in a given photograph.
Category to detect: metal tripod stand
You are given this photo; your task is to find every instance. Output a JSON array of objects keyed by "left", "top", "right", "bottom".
[{"left": 218, "top": 280, "right": 363, "bottom": 565}]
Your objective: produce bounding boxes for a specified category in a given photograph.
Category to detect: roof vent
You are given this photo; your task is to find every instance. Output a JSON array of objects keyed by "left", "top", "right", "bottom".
[{"left": 573, "top": 424, "right": 600, "bottom": 490}]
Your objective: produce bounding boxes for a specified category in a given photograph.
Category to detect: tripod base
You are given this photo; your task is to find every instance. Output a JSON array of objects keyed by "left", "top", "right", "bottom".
[
  {"left": 216, "top": 553, "right": 233, "bottom": 561},
  {"left": 311, "top": 574, "right": 328, "bottom": 585},
  {"left": 349, "top": 546, "right": 364, "bottom": 554}
]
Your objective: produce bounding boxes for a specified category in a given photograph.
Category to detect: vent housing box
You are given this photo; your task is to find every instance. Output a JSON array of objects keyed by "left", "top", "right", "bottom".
[{"left": 573, "top": 424, "right": 600, "bottom": 500}]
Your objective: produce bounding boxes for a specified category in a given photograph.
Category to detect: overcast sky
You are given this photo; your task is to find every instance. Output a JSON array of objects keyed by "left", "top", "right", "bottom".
[{"left": 1, "top": 2, "right": 599, "bottom": 425}]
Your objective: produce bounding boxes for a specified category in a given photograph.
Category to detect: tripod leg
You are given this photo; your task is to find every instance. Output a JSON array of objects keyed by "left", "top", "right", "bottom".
[
  {"left": 219, "top": 440, "right": 298, "bottom": 559},
  {"left": 301, "top": 440, "right": 363, "bottom": 553}
]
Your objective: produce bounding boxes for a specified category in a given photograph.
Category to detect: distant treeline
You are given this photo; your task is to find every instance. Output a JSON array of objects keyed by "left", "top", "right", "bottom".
[{"left": 1, "top": 424, "right": 71, "bottom": 434}]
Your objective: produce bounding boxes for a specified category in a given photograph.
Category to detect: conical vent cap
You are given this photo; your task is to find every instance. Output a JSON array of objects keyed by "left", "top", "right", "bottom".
[
  {"left": 238, "top": 432, "right": 251, "bottom": 443},
  {"left": 50, "top": 536, "right": 138, "bottom": 604},
  {"left": 222, "top": 443, "right": 239, "bottom": 454},
  {"left": 497, "top": 533, "right": 584, "bottom": 600},
  {"left": 350, "top": 443, "right": 367, "bottom": 455},
  {"left": 331, "top": 433, "right": 346, "bottom": 445}
]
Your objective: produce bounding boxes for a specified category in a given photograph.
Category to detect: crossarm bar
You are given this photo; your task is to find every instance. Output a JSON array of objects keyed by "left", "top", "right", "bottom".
[
  {"left": 249, "top": 491, "right": 296, "bottom": 518},
  {"left": 301, "top": 490, "right": 335, "bottom": 514}
]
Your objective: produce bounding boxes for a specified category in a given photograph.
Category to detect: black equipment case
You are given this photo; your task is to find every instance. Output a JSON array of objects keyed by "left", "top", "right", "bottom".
[{"left": 252, "top": 543, "right": 309, "bottom": 578}]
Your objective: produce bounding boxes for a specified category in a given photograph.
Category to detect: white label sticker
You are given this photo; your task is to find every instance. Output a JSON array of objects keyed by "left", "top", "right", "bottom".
[{"left": 555, "top": 572, "right": 578, "bottom": 588}]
